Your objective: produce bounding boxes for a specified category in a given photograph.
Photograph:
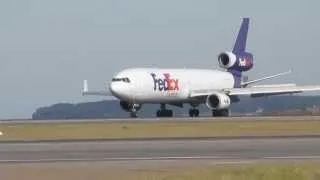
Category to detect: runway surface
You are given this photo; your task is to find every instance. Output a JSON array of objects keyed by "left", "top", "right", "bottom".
[
  {"left": 1, "top": 137, "right": 320, "bottom": 164},
  {"left": 1, "top": 115, "right": 320, "bottom": 124}
]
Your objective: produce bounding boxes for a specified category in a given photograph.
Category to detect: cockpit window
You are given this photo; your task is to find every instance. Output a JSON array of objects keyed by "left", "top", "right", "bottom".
[
  {"left": 112, "top": 77, "right": 131, "bottom": 83},
  {"left": 123, "top": 78, "right": 130, "bottom": 83}
]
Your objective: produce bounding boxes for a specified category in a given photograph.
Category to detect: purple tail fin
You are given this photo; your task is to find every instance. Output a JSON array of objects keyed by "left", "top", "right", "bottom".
[
  {"left": 217, "top": 18, "right": 253, "bottom": 88},
  {"left": 230, "top": 18, "right": 252, "bottom": 88},
  {"left": 232, "top": 18, "right": 249, "bottom": 54}
]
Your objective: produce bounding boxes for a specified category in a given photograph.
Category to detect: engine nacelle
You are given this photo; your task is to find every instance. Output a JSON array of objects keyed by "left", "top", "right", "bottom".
[
  {"left": 218, "top": 51, "right": 253, "bottom": 72},
  {"left": 120, "top": 101, "right": 142, "bottom": 112},
  {"left": 205, "top": 93, "right": 231, "bottom": 110},
  {"left": 218, "top": 51, "right": 237, "bottom": 68}
]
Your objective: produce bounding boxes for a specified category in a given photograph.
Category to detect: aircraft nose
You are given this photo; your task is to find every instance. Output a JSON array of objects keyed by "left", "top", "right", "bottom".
[
  {"left": 110, "top": 82, "right": 121, "bottom": 96},
  {"left": 109, "top": 82, "right": 130, "bottom": 99}
]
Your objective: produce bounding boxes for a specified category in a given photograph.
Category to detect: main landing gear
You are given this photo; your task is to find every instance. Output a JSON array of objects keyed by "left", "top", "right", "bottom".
[
  {"left": 156, "top": 104, "right": 173, "bottom": 117},
  {"left": 188, "top": 103, "right": 200, "bottom": 117},
  {"left": 189, "top": 108, "right": 199, "bottom": 117},
  {"left": 148, "top": 102, "right": 230, "bottom": 118},
  {"left": 212, "top": 109, "right": 230, "bottom": 117}
]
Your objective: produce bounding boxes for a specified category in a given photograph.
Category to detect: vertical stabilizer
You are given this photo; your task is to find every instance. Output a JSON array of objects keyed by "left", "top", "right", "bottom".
[
  {"left": 232, "top": 18, "right": 249, "bottom": 54},
  {"left": 218, "top": 18, "right": 253, "bottom": 88}
]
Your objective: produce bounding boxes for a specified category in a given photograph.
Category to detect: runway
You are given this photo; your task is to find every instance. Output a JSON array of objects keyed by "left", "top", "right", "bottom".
[
  {"left": 1, "top": 137, "right": 320, "bottom": 163},
  {"left": 1, "top": 115, "right": 320, "bottom": 124}
]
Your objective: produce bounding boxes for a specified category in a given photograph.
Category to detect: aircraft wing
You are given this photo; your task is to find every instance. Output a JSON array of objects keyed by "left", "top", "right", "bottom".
[
  {"left": 190, "top": 85, "right": 320, "bottom": 98},
  {"left": 82, "top": 91, "right": 111, "bottom": 96},
  {"left": 82, "top": 80, "right": 114, "bottom": 97}
]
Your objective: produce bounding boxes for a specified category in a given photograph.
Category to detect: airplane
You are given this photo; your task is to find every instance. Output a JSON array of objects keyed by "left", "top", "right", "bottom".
[{"left": 82, "top": 17, "right": 320, "bottom": 118}]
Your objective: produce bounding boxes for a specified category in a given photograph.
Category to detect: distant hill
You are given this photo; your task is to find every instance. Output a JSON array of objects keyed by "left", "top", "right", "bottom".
[{"left": 32, "top": 95, "right": 320, "bottom": 120}]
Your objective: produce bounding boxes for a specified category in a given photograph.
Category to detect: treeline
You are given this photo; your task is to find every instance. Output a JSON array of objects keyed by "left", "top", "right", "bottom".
[{"left": 32, "top": 95, "right": 320, "bottom": 120}]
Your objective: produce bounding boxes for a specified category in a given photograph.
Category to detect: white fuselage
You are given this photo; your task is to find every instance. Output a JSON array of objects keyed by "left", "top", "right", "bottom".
[{"left": 109, "top": 68, "right": 235, "bottom": 104}]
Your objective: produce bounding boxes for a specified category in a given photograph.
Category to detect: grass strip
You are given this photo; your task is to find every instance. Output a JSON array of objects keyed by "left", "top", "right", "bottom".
[
  {"left": 159, "top": 163, "right": 320, "bottom": 180},
  {"left": 1, "top": 162, "right": 320, "bottom": 180},
  {"left": 0, "top": 119, "right": 320, "bottom": 141}
]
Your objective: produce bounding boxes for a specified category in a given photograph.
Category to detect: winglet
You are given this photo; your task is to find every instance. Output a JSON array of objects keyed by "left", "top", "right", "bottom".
[{"left": 82, "top": 80, "right": 88, "bottom": 95}]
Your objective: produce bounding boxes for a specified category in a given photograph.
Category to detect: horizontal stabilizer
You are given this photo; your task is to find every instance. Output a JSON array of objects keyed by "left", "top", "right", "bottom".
[
  {"left": 241, "top": 70, "right": 292, "bottom": 87},
  {"left": 251, "top": 83, "right": 296, "bottom": 88}
]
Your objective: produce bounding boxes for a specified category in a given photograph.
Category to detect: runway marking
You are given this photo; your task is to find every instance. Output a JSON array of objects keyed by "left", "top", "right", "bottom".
[
  {"left": 1, "top": 155, "right": 320, "bottom": 164},
  {"left": 0, "top": 156, "right": 221, "bottom": 163},
  {"left": 263, "top": 156, "right": 320, "bottom": 159}
]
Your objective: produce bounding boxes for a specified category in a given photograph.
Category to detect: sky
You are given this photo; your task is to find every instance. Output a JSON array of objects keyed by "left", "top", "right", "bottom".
[{"left": 0, "top": 0, "right": 319, "bottom": 118}]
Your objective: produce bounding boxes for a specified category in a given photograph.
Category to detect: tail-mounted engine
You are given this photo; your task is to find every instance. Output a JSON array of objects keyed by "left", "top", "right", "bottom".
[
  {"left": 218, "top": 51, "right": 253, "bottom": 72},
  {"left": 205, "top": 93, "right": 231, "bottom": 110}
]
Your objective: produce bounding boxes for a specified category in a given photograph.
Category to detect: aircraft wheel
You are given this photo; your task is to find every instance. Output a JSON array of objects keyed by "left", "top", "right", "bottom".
[
  {"left": 194, "top": 109, "right": 199, "bottom": 117},
  {"left": 221, "top": 109, "right": 230, "bottom": 117},
  {"left": 156, "top": 110, "right": 161, "bottom": 117},
  {"left": 166, "top": 110, "right": 173, "bottom": 117},
  {"left": 189, "top": 109, "right": 199, "bottom": 117},
  {"left": 212, "top": 109, "right": 229, "bottom": 117},
  {"left": 130, "top": 112, "right": 138, "bottom": 118},
  {"left": 156, "top": 109, "right": 173, "bottom": 117},
  {"left": 189, "top": 109, "right": 193, "bottom": 117}
]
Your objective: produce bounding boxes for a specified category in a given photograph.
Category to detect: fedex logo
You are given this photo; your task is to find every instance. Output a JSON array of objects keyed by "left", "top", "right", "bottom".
[
  {"left": 150, "top": 73, "right": 179, "bottom": 91},
  {"left": 239, "top": 57, "right": 252, "bottom": 67}
]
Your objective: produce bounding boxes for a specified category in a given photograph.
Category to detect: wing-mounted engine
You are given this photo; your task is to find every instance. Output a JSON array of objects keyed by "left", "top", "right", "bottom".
[
  {"left": 205, "top": 93, "right": 231, "bottom": 109},
  {"left": 120, "top": 101, "right": 142, "bottom": 112},
  {"left": 218, "top": 51, "right": 253, "bottom": 72}
]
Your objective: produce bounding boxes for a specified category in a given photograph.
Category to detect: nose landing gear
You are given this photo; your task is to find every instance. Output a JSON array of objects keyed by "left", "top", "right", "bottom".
[
  {"left": 130, "top": 109, "right": 138, "bottom": 118},
  {"left": 119, "top": 101, "right": 141, "bottom": 118}
]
